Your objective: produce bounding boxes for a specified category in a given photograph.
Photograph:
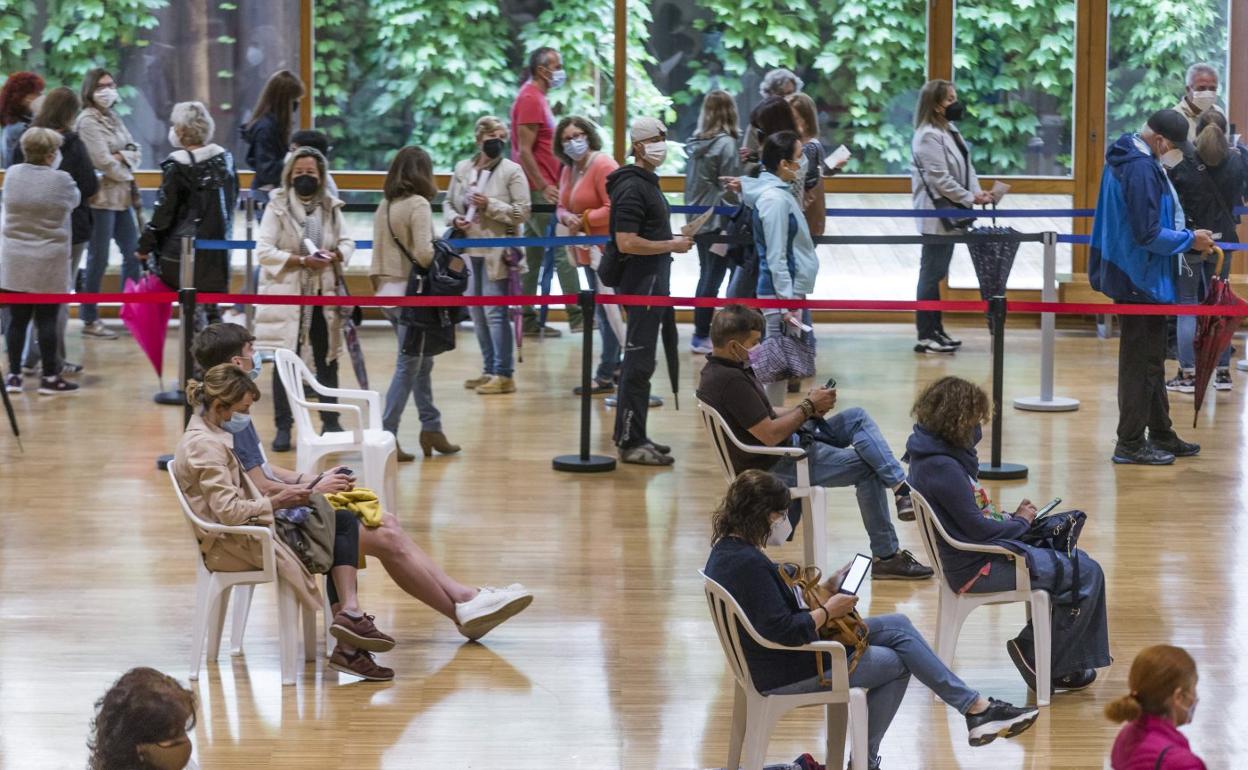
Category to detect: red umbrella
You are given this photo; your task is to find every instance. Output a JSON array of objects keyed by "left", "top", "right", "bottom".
[
  {"left": 120, "top": 272, "right": 175, "bottom": 386},
  {"left": 1192, "top": 247, "right": 1244, "bottom": 426}
]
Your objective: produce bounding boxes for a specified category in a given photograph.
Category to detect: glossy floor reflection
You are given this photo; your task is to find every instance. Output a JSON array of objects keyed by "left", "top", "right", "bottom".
[{"left": 0, "top": 319, "right": 1242, "bottom": 768}]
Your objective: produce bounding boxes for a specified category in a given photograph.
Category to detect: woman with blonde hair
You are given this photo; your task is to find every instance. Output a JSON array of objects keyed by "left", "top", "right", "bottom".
[
  {"left": 684, "top": 90, "right": 742, "bottom": 353},
  {"left": 1107, "top": 645, "right": 1205, "bottom": 768}
]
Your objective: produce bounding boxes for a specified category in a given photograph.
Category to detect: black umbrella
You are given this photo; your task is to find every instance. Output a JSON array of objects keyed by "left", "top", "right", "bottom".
[
  {"left": 968, "top": 206, "right": 1021, "bottom": 300},
  {"left": 1, "top": 365, "right": 22, "bottom": 451},
  {"left": 660, "top": 307, "right": 680, "bottom": 410}
]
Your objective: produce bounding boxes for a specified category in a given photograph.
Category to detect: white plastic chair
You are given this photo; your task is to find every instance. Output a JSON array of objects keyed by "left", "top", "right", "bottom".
[
  {"left": 168, "top": 465, "right": 324, "bottom": 685},
  {"left": 697, "top": 399, "right": 827, "bottom": 568},
  {"left": 701, "top": 572, "right": 869, "bottom": 770},
  {"left": 273, "top": 347, "right": 397, "bottom": 513},
  {"left": 909, "top": 488, "right": 1052, "bottom": 706}
]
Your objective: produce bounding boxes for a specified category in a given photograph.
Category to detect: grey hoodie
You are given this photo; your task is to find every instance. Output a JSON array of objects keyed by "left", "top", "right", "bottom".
[{"left": 683, "top": 132, "right": 741, "bottom": 233}]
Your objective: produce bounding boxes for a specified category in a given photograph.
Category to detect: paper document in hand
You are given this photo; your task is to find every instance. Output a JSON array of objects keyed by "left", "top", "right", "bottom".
[
  {"left": 827, "top": 144, "right": 852, "bottom": 169},
  {"left": 465, "top": 169, "right": 493, "bottom": 222},
  {"left": 681, "top": 206, "right": 715, "bottom": 237},
  {"left": 990, "top": 180, "right": 1011, "bottom": 204}
]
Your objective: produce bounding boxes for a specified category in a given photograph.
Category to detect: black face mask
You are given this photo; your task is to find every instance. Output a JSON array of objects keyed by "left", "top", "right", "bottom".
[
  {"left": 944, "top": 101, "right": 965, "bottom": 122},
  {"left": 292, "top": 174, "right": 319, "bottom": 197},
  {"left": 292, "top": 99, "right": 301, "bottom": 114},
  {"left": 482, "top": 138, "right": 504, "bottom": 159}
]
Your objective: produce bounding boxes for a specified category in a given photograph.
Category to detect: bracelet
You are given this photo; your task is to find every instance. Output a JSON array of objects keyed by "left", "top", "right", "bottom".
[{"left": 798, "top": 399, "right": 815, "bottom": 419}]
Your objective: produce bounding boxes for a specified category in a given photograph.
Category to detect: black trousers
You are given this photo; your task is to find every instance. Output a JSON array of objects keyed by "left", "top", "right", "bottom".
[
  {"left": 613, "top": 302, "right": 667, "bottom": 449},
  {"left": 1116, "top": 313, "right": 1175, "bottom": 446},
  {"left": 693, "top": 233, "right": 731, "bottom": 339},
  {"left": 325, "top": 509, "right": 361, "bottom": 606},
  {"left": 915, "top": 242, "right": 955, "bottom": 339},
  {"left": 272, "top": 306, "right": 339, "bottom": 431},
  {"left": 6, "top": 302, "right": 59, "bottom": 378}
]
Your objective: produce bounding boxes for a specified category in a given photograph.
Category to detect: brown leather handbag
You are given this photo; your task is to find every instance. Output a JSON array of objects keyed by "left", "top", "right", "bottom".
[
  {"left": 778, "top": 562, "right": 870, "bottom": 684},
  {"left": 802, "top": 185, "right": 826, "bottom": 238}
]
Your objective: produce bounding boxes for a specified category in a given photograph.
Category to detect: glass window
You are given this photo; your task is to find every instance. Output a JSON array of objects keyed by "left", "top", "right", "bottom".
[
  {"left": 644, "top": 0, "right": 926, "bottom": 175},
  {"left": 954, "top": 0, "right": 1076, "bottom": 176},
  {"left": 1106, "top": 0, "right": 1231, "bottom": 141},
  {"left": 0, "top": 1, "right": 300, "bottom": 171}
]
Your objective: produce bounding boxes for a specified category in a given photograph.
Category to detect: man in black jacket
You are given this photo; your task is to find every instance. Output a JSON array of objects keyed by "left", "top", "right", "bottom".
[{"left": 607, "top": 116, "right": 693, "bottom": 465}]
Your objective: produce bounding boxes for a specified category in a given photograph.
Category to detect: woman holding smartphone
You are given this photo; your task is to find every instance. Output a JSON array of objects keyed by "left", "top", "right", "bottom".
[{"left": 704, "top": 470, "right": 1038, "bottom": 764}]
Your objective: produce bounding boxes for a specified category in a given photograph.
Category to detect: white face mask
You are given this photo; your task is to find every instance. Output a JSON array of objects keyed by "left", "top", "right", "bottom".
[
  {"left": 28, "top": 94, "right": 44, "bottom": 117},
  {"left": 168, "top": 127, "right": 183, "bottom": 149},
  {"left": 564, "top": 137, "right": 589, "bottom": 161},
  {"left": 50, "top": 150, "right": 62, "bottom": 170},
  {"left": 1191, "top": 90, "right": 1217, "bottom": 112},
  {"left": 766, "top": 513, "right": 793, "bottom": 547},
  {"left": 548, "top": 69, "right": 567, "bottom": 90},
  {"left": 1160, "top": 148, "right": 1184, "bottom": 169},
  {"left": 642, "top": 141, "right": 668, "bottom": 166},
  {"left": 94, "top": 87, "right": 119, "bottom": 109}
]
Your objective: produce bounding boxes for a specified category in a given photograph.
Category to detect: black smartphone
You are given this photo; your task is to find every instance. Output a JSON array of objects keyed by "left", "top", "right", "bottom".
[
  {"left": 1034, "top": 497, "right": 1062, "bottom": 519},
  {"left": 335, "top": 466, "right": 353, "bottom": 476},
  {"left": 825, "top": 377, "right": 837, "bottom": 390},
  {"left": 837, "top": 553, "right": 872, "bottom": 595}
]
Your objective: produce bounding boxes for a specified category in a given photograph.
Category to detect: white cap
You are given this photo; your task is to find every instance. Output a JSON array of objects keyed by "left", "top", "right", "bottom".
[{"left": 629, "top": 116, "right": 667, "bottom": 143}]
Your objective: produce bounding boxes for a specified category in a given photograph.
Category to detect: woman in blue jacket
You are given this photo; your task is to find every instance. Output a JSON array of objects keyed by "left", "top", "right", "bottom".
[{"left": 240, "top": 70, "right": 303, "bottom": 204}]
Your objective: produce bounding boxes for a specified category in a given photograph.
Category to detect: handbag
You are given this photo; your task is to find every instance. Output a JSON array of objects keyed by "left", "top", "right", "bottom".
[
  {"left": 913, "top": 152, "right": 976, "bottom": 231},
  {"left": 777, "top": 562, "right": 870, "bottom": 684},
  {"left": 272, "top": 493, "right": 337, "bottom": 574},
  {"left": 386, "top": 207, "right": 468, "bottom": 357},
  {"left": 748, "top": 331, "right": 816, "bottom": 384},
  {"left": 1018, "top": 509, "right": 1088, "bottom": 614}
]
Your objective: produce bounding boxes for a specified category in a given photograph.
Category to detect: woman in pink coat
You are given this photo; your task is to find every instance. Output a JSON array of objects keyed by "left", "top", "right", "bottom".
[{"left": 1107, "top": 645, "right": 1206, "bottom": 769}]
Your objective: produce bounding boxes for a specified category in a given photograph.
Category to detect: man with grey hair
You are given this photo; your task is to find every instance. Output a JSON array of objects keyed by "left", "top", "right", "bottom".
[
  {"left": 1174, "top": 62, "right": 1224, "bottom": 140},
  {"left": 758, "top": 67, "right": 804, "bottom": 99}
]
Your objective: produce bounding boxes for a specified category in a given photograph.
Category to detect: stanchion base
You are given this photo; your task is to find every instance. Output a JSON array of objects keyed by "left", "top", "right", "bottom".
[
  {"left": 552, "top": 454, "right": 617, "bottom": 473},
  {"left": 156, "top": 453, "right": 173, "bottom": 471},
  {"left": 1237, "top": 359, "right": 1248, "bottom": 372},
  {"left": 978, "top": 462, "right": 1029, "bottom": 480},
  {"left": 1013, "top": 396, "right": 1080, "bottom": 412},
  {"left": 154, "top": 389, "right": 185, "bottom": 406}
]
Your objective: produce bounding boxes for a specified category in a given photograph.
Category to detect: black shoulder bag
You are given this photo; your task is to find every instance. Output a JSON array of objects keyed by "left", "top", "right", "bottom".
[
  {"left": 913, "top": 144, "right": 976, "bottom": 231},
  {"left": 386, "top": 204, "right": 468, "bottom": 357}
]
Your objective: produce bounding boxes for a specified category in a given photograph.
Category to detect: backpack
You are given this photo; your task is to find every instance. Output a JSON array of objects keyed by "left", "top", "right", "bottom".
[{"left": 723, "top": 202, "right": 755, "bottom": 268}]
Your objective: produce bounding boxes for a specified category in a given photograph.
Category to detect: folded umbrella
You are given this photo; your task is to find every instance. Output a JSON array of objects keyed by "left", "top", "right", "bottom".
[
  {"left": 660, "top": 307, "right": 680, "bottom": 410},
  {"left": 0, "top": 369, "right": 20, "bottom": 449},
  {"left": 504, "top": 247, "right": 525, "bottom": 363},
  {"left": 332, "top": 262, "right": 368, "bottom": 389},
  {"left": 1192, "top": 247, "right": 1242, "bottom": 426},
  {"left": 120, "top": 272, "right": 175, "bottom": 387},
  {"left": 967, "top": 205, "right": 1021, "bottom": 299}
]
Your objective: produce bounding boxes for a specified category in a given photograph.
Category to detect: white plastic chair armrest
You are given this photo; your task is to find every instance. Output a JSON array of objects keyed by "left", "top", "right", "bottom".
[
  {"left": 288, "top": 400, "right": 365, "bottom": 442},
  {"left": 300, "top": 385, "right": 381, "bottom": 430},
  {"left": 195, "top": 523, "right": 276, "bottom": 576},
  {"left": 720, "top": 430, "right": 808, "bottom": 459}
]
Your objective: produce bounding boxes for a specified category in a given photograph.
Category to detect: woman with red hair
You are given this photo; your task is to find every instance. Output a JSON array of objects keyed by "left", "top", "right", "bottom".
[{"left": 0, "top": 71, "right": 45, "bottom": 167}]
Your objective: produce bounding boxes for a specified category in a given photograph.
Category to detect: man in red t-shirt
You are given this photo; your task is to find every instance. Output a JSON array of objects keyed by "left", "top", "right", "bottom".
[{"left": 510, "top": 46, "right": 582, "bottom": 336}]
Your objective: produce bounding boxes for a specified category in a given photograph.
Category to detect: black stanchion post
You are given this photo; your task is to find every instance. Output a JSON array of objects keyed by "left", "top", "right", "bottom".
[
  {"left": 553, "top": 290, "right": 616, "bottom": 473},
  {"left": 154, "top": 235, "right": 196, "bottom": 407},
  {"left": 157, "top": 236, "right": 198, "bottom": 471},
  {"left": 979, "top": 295, "right": 1028, "bottom": 480}
]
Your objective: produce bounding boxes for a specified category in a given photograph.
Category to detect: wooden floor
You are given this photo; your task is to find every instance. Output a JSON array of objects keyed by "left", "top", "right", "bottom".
[{"left": 1, "top": 316, "right": 1243, "bottom": 769}]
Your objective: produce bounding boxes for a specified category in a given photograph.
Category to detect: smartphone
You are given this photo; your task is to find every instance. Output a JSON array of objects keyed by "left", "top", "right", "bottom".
[
  {"left": 837, "top": 553, "right": 872, "bottom": 595},
  {"left": 334, "top": 466, "right": 354, "bottom": 476},
  {"left": 1034, "top": 498, "right": 1062, "bottom": 519},
  {"left": 825, "top": 377, "right": 837, "bottom": 390}
]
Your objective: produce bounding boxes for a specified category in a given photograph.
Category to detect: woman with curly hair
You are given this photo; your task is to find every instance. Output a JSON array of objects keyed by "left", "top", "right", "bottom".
[
  {"left": 0, "top": 71, "right": 44, "bottom": 167},
  {"left": 905, "top": 375, "right": 1112, "bottom": 696},
  {"left": 703, "top": 469, "right": 1038, "bottom": 765},
  {"left": 87, "top": 667, "right": 197, "bottom": 770}
]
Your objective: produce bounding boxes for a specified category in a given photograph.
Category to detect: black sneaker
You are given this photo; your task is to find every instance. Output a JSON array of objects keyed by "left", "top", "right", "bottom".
[
  {"left": 871, "top": 550, "right": 933, "bottom": 580},
  {"left": 914, "top": 338, "right": 956, "bottom": 354},
  {"left": 645, "top": 439, "right": 671, "bottom": 455},
  {"left": 38, "top": 376, "right": 79, "bottom": 395},
  {"left": 619, "top": 443, "right": 674, "bottom": 466},
  {"left": 573, "top": 378, "right": 615, "bottom": 396},
  {"left": 894, "top": 482, "right": 915, "bottom": 522},
  {"left": 1150, "top": 435, "right": 1200, "bottom": 458},
  {"left": 1111, "top": 441, "right": 1174, "bottom": 465},
  {"left": 4, "top": 374, "right": 22, "bottom": 393},
  {"left": 272, "top": 427, "right": 292, "bottom": 453},
  {"left": 1215, "top": 368, "right": 1233, "bottom": 391},
  {"left": 1006, "top": 636, "right": 1037, "bottom": 692},
  {"left": 1054, "top": 669, "right": 1097, "bottom": 691},
  {"left": 935, "top": 329, "right": 963, "bottom": 348},
  {"left": 966, "top": 698, "right": 1039, "bottom": 746}
]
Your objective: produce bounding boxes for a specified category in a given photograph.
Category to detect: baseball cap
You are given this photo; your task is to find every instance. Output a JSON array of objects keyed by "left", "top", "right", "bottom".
[
  {"left": 1146, "top": 109, "right": 1190, "bottom": 145},
  {"left": 630, "top": 116, "right": 666, "bottom": 143}
]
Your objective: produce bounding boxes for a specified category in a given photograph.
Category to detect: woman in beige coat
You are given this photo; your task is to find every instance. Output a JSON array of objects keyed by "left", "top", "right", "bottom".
[
  {"left": 254, "top": 147, "right": 355, "bottom": 452},
  {"left": 172, "top": 364, "right": 397, "bottom": 680},
  {"left": 448, "top": 115, "right": 530, "bottom": 395}
]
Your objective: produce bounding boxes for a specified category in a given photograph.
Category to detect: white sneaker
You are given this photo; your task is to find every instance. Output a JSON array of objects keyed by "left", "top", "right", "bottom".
[
  {"left": 914, "top": 337, "right": 956, "bottom": 354},
  {"left": 81, "top": 321, "right": 117, "bottom": 339},
  {"left": 454, "top": 585, "right": 533, "bottom": 641}
]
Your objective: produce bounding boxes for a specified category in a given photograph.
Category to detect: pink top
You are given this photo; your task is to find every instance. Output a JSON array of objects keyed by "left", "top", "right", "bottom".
[
  {"left": 556, "top": 152, "right": 618, "bottom": 236},
  {"left": 1111, "top": 714, "right": 1206, "bottom": 770}
]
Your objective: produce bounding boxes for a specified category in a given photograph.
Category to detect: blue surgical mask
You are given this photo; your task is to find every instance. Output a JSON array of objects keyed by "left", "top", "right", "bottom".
[
  {"left": 247, "top": 351, "right": 261, "bottom": 381},
  {"left": 549, "top": 69, "right": 567, "bottom": 90},
  {"left": 222, "top": 412, "right": 252, "bottom": 434},
  {"left": 564, "top": 137, "right": 589, "bottom": 161}
]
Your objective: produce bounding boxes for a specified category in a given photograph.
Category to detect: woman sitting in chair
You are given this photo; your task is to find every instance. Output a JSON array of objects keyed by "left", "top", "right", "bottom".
[
  {"left": 704, "top": 470, "right": 1037, "bottom": 767},
  {"left": 905, "top": 376, "right": 1111, "bottom": 695}
]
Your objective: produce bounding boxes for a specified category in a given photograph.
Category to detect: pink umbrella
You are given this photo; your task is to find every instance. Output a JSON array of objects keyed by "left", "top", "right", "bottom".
[{"left": 120, "top": 273, "right": 174, "bottom": 386}]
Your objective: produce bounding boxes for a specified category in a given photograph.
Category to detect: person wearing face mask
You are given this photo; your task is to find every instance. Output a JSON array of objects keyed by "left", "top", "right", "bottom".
[
  {"left": 553, "top": 115, "right": 621, "bottom": 394},
  {"left": 1107, "top": 645, "right": 1206, "bottom": 769},
  {"left": 704, "top": 469, "right": 1039, "bottom": 767},
  {"left": 288, "top": 129, "right": 339, "bottom": 199},
  {"left": 910, "top": 79, "right": 992, "bottom": 355},
  {"left": 137, "top": 101, "right": 239, "bottom": 324},
  {"left": 738, "top": 131, "right": 820, "bottom": 407},
  {"left": 510, "top": 46, "right": 582, "bottom": 337},
  {"left": 0, "top": 70, "right": 44, "bottom": 168},
  {"left": 87, "top": 667, "right": 199, "bottom": 770},
  {"left": 254, "top": 147, "right": 355, "bottom": 452},
  {"left": 696, "top": 305, "right": 929, "bottom": 578},
  {"left": 906, "top": 376, "right": 1111, "bottom": 696},
  {"left": 449, "top": 115, "right": 531, "bottom": 396},
  {"left": 1174, "top": 62, "right": 1224, "bottom": 142},
  {"left": 1090, "top": 109, "right": 1215, "bottom": 466},
  {"left": 241, "top": 69, "right": 304, "bottom": 204},
  {"left": 606, "top": 116, "right": 693, "bottom": 466},
  {"left": 739, "top": 68, "right": 804, "bottom": 170},
  {"left": 75, "top": 67, "right": 142, "bottom": 339}
]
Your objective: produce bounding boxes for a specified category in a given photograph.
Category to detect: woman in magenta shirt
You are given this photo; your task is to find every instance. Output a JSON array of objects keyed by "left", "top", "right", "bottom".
[{"left": 1107, "top": 645, "right": 1206, "bottom": 769}]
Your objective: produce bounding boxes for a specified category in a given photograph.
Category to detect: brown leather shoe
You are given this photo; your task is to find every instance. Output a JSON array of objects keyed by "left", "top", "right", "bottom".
[
  {"left": 419, "top": 430, "right": 461, "bottom": 457},
  {"left": 328, "top": 645, "right": 394, "bottom": 681},
  {"left": 329, "top": 611, "right": 396, "bottom": 652},
  {"left": 395, "top": 441, "right": 416, "bottom": 463}
]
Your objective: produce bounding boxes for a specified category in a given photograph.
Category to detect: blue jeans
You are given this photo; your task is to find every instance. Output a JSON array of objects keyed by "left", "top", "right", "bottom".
[
  {"left": 468, "top": 257, "right": 514, "bottom": 378},
  {"left": 771, "top": 408, "right": 904, "bottom": 558},
  {"left": 1177, "top": 254, "right": 1233, "bottom": 370},
  {"left": 82, "top": 208, "right": 140, "bottom": 324},
  {"left": 584, "top": 268, "right": 621, "bottom": 382},
  {"left": 767, "top": 614, "right": 979, "bottom": 768},
  {"left": 382, "top": 309, "right": 441, "bottom": 434}
]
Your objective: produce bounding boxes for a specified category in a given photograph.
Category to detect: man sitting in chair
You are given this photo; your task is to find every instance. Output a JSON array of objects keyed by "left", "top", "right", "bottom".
[
  {"left": 696, "top": 305, "right": 932, "bottom": 581},
  {"left": 190, "top": 324, "right": 533, "bottom": 649}
]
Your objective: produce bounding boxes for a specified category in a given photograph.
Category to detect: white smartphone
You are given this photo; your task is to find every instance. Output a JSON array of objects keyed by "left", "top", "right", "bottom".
[
  {"left": 837, "top": 553, "right": 872, "bottom": 595},
  {"left": 1034, "top": 498, "right": 1062, "bottom": 519},
  {"left": 828, "top": 144, "right": 851, "bottom": 167}
]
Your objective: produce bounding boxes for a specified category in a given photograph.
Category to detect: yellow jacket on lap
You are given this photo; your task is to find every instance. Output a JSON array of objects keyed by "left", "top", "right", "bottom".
[{"left": 325, "top": 489, "right": 382, "bottom": 528}]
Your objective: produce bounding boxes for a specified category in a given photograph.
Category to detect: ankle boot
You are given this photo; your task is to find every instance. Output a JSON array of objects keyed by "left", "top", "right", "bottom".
[
  {"left": 419, "top": 430, "right": 461, "bottom": 457},
  {"left": 393, "top": 439, "right": 416, "bottom": 463}
]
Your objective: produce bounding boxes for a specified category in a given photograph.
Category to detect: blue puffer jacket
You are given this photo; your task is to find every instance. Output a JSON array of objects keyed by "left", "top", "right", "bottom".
[{"left": 1089, "top": 133, "right": 1194, "bottom": 303}]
